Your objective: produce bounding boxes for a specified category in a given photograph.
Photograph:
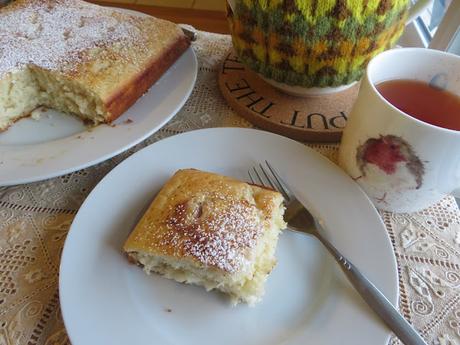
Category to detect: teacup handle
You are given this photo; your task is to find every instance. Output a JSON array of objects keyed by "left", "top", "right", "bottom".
[{"left": 406, "top": 0, "right": 431, "bottom": 25}]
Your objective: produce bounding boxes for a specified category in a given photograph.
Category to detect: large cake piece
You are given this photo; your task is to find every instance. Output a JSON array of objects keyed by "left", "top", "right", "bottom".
[
  {"left": 0, "top": 0, "right": 190, "bottom": 131},
  {"left": 123, "top": 169, "right": 286, "bottom": 305}
]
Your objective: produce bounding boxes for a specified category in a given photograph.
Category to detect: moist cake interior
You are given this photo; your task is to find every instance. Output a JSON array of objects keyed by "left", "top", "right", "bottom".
[{"left": 0, "top": 65, "right": 106, "bottom": 129}]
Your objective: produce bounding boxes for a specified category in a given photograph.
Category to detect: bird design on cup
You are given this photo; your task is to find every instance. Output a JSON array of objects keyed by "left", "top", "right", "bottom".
[{"left": 354, "top": 135, "right": 425, "bottom": 204}]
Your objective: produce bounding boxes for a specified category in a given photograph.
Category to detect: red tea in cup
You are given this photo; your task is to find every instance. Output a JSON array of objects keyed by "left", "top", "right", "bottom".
[{"left": 376, "top": 79, "right": 460, "bottom": 131}]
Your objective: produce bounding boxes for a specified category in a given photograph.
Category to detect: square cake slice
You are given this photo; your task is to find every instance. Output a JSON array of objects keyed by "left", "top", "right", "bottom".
[{"left": 123, "top": 169, "right": 286, "bottom": 305}]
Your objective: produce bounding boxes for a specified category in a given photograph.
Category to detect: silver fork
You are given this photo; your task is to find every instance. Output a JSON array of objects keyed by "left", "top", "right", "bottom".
[{"left": 249, "top": 161, "right": 427, "bottom": 345}]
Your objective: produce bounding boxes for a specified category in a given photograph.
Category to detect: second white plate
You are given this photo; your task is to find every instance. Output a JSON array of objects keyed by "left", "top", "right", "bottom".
[
  {"left": 60, "top": 128, "right": 398, "bottom": 345},
  {"left": 0, "top": 47, "right": 197, "bottom": 186}
]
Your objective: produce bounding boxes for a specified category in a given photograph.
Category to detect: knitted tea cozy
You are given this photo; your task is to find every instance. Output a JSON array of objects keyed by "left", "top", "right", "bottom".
[{"left": 228, "top": 0, "right": 409, "bottom": 88}]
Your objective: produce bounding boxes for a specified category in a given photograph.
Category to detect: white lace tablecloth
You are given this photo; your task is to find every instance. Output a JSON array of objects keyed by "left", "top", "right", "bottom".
[{"left": 1, "top": 30, "right": 459, "bottom": 345}]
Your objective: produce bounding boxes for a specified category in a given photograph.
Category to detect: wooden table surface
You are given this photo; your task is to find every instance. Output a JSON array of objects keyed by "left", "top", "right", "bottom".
[{"left": 90, "top": 1, "right": 229, "bottom": 34}]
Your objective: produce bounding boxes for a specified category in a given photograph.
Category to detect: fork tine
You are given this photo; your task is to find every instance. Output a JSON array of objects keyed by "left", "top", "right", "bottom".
[
  {"left": 248, "top": 170, "right": 256, "bottom": 184},
  {"left": 251, "top": 167, "right": 263, "bottom": 186},
  {"left": 264, "top": 160, "right": 292, "bottom": 201},
  {"left": 249, "top": 167, "right": 267, "bottom": 188},
  {"left": 258, "top": 163, "right": 288, "bottom": 200},
  {"left": 258, "top": 162, "right": 290, "bottom": 201},
  {"left": 259, "top": 163, "right": 276, "bottom": 190}
]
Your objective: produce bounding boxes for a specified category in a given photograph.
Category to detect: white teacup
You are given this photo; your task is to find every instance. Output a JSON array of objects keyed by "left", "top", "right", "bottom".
[{"left": 338, "top": 48, "right": 460, "bottom": 213}]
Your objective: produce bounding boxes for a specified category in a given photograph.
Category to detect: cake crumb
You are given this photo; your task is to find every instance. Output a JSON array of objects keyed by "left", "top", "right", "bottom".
[
  {"left": 124, "top": 118, "right": 133, "bottom": 124},
  {"left": 30, "top": 109, "right": 42, "bottom": 120},
  {"left": 164, "top": 308, "right": 172, "bottom": 313}
]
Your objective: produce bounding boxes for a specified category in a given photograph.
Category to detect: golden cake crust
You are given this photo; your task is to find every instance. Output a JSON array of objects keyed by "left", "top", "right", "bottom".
[
  {"left": 123, "top": 169, "right": 284, "bottom": 274},
  {"left": 103, "top": 36, "right": 189, "bottom": 121}
]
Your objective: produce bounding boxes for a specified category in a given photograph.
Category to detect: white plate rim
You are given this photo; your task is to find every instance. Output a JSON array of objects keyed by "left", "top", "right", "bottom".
[{"left": 59, "top": 127, "right": 399, "bottom": 345}]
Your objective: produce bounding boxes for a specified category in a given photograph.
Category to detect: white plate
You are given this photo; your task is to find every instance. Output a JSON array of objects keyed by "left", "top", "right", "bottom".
[
  {"left": 0, "top": 46, "right": 197, "bottom": 186},
  {"left": 60, "top": 128, "right": 398, "bottom": 345}
]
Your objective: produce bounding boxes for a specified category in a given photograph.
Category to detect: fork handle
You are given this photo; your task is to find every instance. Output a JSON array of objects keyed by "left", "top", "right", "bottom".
[{"left": 315, "top": 231, "right": 427, "bottom": 345}]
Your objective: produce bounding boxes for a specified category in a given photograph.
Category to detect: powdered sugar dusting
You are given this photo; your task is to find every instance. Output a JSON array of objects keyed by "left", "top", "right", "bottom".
[
  {"left": 0, "top": 0, "right": 148, "bottom": 76},
  {"left": 161, "top": 195, "right": 264, "bottom": 273}
]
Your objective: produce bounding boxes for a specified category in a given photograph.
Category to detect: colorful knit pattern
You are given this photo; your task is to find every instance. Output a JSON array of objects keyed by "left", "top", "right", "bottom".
[{"left": 228, "top": 0, "right": 409, "bottom": 88}]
